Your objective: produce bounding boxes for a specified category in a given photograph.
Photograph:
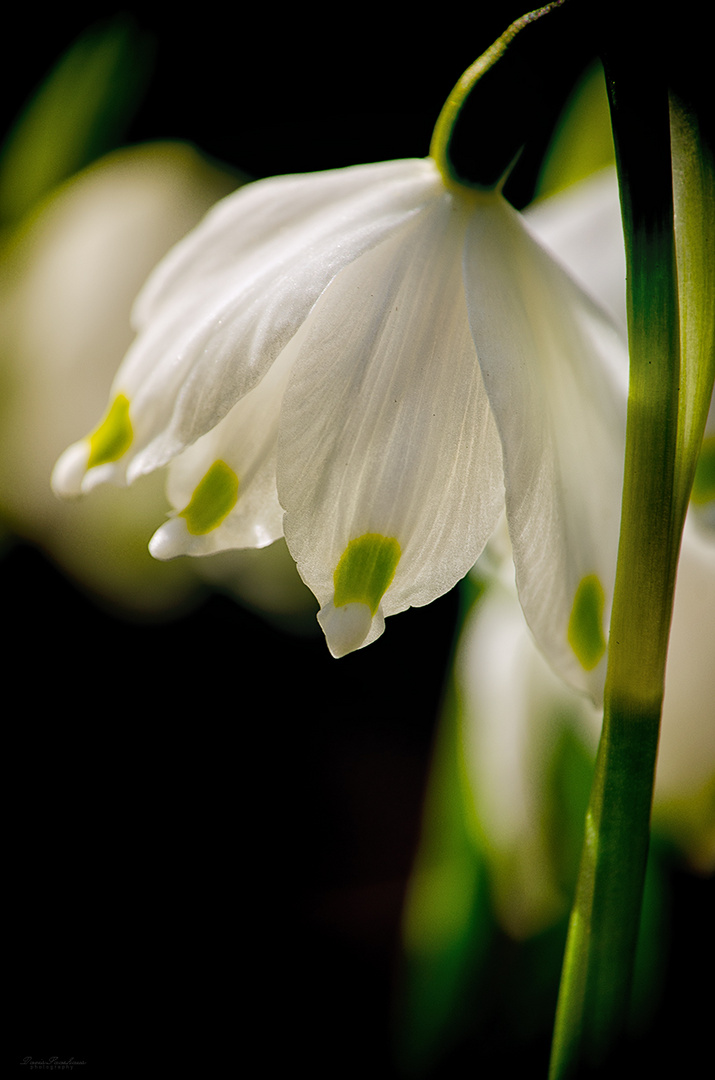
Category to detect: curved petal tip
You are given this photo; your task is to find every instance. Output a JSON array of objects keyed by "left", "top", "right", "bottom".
[
  {"left": 148, "top": 517, "right": 188, "bottom": 561},
  {"left": 51, "top": 441, "right": 89, "bottom": 497},
  {"left": 317, "top": 600, "right": 384, "bottom": 658}
]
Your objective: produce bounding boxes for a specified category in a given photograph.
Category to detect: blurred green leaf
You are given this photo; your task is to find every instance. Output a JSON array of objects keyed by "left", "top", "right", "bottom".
[
  {"left": 0, "top": 16, "right": 153, "bottom": 226},
  {"left": 535, "top": 61, "right": 615, "bottom": 199},
  {"left": 629, "top": 837, "right": 670, "bottom": 1037},
  {"left": 396, "top": 581, "right": 494, "bottom": 1074},
  {"left": 543, "top": 721, "right": 594, "bottom": 901}
]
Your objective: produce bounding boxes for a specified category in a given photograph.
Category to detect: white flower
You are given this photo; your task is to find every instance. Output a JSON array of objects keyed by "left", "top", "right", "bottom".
[{"left": 52, "top": 157, "right": 628, "bottom": 694}]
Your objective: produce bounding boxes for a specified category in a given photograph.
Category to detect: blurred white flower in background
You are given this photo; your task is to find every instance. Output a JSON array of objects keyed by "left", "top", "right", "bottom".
[
  {"left": 459, "top": 513, "right": 715, "bottom": 939},
  {"left": 0, "top": 142, "right": 234, "bottom": 611},
  {"left": 0, "top": 140, "right": 315, "bottom": 623}
]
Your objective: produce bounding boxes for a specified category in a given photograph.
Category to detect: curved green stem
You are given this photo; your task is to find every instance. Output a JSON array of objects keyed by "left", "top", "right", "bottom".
[{"left": 429, "top": 1, "right": 567, "bottom": 187}]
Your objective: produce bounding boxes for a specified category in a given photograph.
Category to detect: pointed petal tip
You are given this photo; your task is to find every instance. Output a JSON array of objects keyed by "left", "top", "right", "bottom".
[
  {"left": 148, "top": 517, "right": 187, "bottom": 561},
  {"left": 317, "top": 600, "right": 382, "bottom": 658},
  {"left": 51, "top": 441, "right": 90, "bottom": 498},
  {"left": 53, "top": 441, "right": 133, "bottom": 499}
]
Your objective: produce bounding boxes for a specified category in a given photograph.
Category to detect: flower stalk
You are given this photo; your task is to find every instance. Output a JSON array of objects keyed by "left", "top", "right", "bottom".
[
  {"left": 430, "top": 0, "right": 571, "bottom": 191},
  {"left": 549, "top": 22, "right": 714, "bottom": 1077}
]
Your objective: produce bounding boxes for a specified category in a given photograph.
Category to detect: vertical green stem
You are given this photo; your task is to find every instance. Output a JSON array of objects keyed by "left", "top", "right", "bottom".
[{"left": 549, "top": 41, "right": 683, "bottom": 1080}]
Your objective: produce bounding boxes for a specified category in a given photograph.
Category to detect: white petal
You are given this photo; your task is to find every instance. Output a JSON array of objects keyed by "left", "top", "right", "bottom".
[
  {"left": 51, "top": 440, "right": 91, "bottom": 496},
  {"left": 75, "top": 159, "right": 444, "bottom": 490},
  {"left": 279, "top": 193, "right": 504, "bottom": 655},
  {"left": 148, "top": 320, "right": 307, "bottom": 559},
  {"left": 317, "top": 601, "right": 380, "bottom": 659},
  {"left": 464, "top": 195, "right": 628, "bottom": 701},
  {"left": 524, "top": 167, "right": 627, "bottom": 332}
]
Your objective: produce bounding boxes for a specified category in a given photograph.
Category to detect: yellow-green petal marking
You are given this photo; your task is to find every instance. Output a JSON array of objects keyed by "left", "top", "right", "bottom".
[
  {"left": 180, "top": 460, "right": 239, "bottom": 536},
  {"left": 333, "top": 533, "right": 401, "bottom": 614},
  {"left": 568, "top": 573, "right": 606, "bottom": 671},
  {"left": 87, "top": 393, "right": 133, "bottom": 469}
]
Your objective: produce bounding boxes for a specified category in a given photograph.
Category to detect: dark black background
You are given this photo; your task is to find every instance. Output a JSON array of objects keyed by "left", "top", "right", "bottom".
[{"left": 4, "top": 3, "right": 712, "bottom": 1077}]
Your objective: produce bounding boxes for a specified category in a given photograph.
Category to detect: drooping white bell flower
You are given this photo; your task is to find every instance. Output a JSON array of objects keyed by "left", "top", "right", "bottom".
[{"left": 52, "top": 156, "right": 628, "bottom": 697}]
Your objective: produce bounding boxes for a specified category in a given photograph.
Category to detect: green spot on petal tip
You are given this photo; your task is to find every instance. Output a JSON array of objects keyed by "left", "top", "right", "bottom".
[
  {"left": 333, "top": 533, "right": 401, "bottom": 615},
  {"left": 568, "top": 573, "right": 607, "bottom": 672},
  {"left": 180, "top": 459, "right": 239, "bottom": 535},
  {"left": 87, "top": 393, "right": 133, "bottom": 469}
]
